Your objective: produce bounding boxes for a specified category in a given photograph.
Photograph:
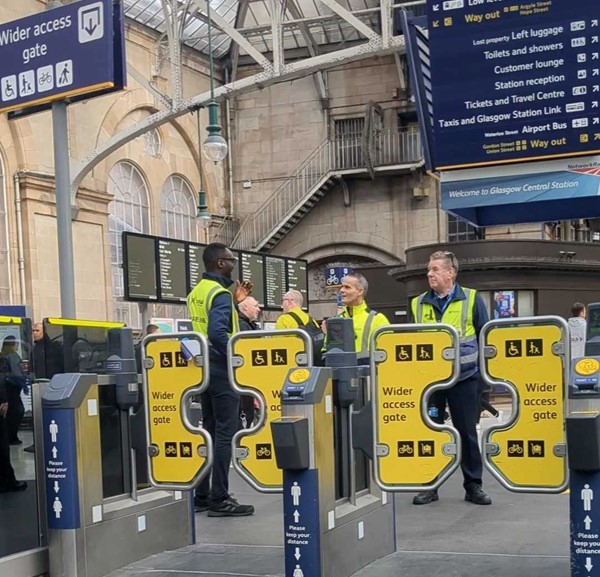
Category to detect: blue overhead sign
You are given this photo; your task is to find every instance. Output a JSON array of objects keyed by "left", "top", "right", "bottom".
[
  {"left": 428, "top": 0, "right": 600, "bottom": 170},
  {"left": 0, "top": 0, "right": 125, "bottom": 115}
]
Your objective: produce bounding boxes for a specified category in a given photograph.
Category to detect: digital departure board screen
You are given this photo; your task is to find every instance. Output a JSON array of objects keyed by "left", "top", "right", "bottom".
[
  {"left": 188, "top": 243, "right": 206, "bottom": 290},
  {"left": 157, "top": 239, "right": 187, "bottom": 303},
  {"left": 123, "top": 233, "right": 158, "bottom": 302},
  {"left": 286, "top": 259, "right": 308, "bottom": 310},
  {"left": 265, "top": 255, "right": 286, "bottom": 309},
  {"left": 240, "top": 251, "right": 265, "bottom": 308}
]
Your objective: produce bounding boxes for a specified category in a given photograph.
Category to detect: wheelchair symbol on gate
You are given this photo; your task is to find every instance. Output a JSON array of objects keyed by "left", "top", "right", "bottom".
[
  {"left": 505, "top": 340, "right": 522, "bottom": 357},
  {"left": 252, "top": 350, "right": 268, "bottom": 366}
]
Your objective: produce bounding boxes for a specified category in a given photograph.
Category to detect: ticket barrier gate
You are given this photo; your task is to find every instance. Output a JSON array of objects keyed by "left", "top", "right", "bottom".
[
  {"left": 272, "top": 318, "right": 395, "bottom": 577},
  {"left": 42, "top": 328, "right": 196, "bottom": 577},
  {"left": 228, "top": 329, "right": 312, "bottom": 492},
  {"left": 479, "top": 316, "right": 569, "bottom": 493}
]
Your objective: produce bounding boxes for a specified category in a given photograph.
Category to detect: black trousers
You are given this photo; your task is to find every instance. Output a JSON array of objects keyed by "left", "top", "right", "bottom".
[
  {"left": 428, "top": 373, "right": 483, "bottom": 488},
  {"left": 195, "top": 369, "right": 240, "bottom": 503},
  {"left": 0, "top": 415, "right": 16, "bottom": 486},
  {"left": 6, "top": 389, "right": 24, "bottom": 443}
]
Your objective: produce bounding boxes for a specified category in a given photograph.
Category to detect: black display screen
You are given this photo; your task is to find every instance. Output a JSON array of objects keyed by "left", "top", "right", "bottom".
[
  {"left": 240, "top": 251, "right": 265, "bottom": 308},
  {"left": 158, "top": 239, "right": 187, "bottom": 303},
  {"left": 265, "top": 256, "right": 286, "bottom": 309},
  {"left": 286, "top": 259, "right": 308, "bottom": 310},
  {"left": 123, "top": 233, "right": 158, "bottom": 302},
  {"left": 589, "top": 307, "right": 600, "bottom": 336},
  {"left": 188, "top": 243, "right": 206, "bottom": 291}
]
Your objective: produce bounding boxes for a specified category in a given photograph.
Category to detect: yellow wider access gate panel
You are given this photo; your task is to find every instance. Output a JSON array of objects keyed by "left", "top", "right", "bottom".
[
  {"left": 371, "top": 324, "right": 461, "bottom": 491},
  {"left": 229, "top": 330, "right": 311, "bottom": 492},
  {"left": 480, "top": 316, "right": 569, "bottom": 493},
  {"left": 143, "top": 332, "right": 212, "bottom": 490}
]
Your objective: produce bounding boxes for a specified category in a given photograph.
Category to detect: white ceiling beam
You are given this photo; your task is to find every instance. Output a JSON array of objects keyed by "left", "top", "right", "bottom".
[
  {"left": 317, "top": 0, "right": 378, "bottom": 40},
  {"left": 189, "top": 0, "right": 272, "bottom": 71}
]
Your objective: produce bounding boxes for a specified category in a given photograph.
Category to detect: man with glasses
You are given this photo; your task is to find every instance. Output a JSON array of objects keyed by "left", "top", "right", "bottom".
[
  {"left": 411, "top": 251, "right": 492, "bottom": 506},
  {"left": 276, "top": 290, "right": 312, "bottom": 328},
  {"left": 187, "top": 243, "right": 254, "bottom": 517}
]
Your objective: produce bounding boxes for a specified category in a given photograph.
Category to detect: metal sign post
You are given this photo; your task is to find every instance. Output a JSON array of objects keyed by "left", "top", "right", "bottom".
[
  {"left": 228, "top": 329, "right": 311, "bottom": 492},
  {"left": 142, "top": 332, "right": 212, "bottom": 490},
  {"left": 370, "top": 324, "right": 461, "bottom": 491},
  {"left": 480, "top": 316, "right": 569, "bottom": 492}
]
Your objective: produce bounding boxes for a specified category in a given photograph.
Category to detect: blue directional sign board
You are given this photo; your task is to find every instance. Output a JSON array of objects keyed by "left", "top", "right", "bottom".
[
  {"left": 283, "top": 470, "right": 321, "bottom": 577},
  {"left": 0, "top": 0, "right": 125, "bottom": 115},
  {"left": 428, "top": 0, "right": 600, "bottom": 170},
  {"left": 43, "top": 408, "right": 81, "bottom": 530},
  {"left": 570, "top": 471, "right": 600, "bottom": 577}
]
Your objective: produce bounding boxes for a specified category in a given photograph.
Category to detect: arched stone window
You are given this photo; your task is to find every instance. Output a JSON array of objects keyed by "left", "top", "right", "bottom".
[
  {"left": 108, "top": 161, "right": 150, "bottom": 327},
  {"left": 160, "top": 175, "right": 197, "bottom": 241}
]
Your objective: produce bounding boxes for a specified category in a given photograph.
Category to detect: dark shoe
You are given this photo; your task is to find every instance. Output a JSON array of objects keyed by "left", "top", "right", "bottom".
[
  {"left": 207, "top": 495, "right": 254, "bottom": 517},
  {"left": 23, "top": 444, "right": 35, "bottom": 453},
  {"left": 194, "top": 497, "right": 211, "bottom": 513},
  {"left": 413, "top": 489, "right": 439, "bottom": 505},
  {"left": 0, "top": 480, "right": 28, "bottom": 493},
  {"left": 465, "top": 485, "right": 492, "bottom": 505},
  {"left": 9, "top": 439, "right": 22, "bottom": 446}
]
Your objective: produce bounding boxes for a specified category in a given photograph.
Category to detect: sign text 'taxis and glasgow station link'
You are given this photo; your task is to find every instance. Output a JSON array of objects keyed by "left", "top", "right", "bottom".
[{"left": 428, "top": 0, "right": 600, "bottom": 170}]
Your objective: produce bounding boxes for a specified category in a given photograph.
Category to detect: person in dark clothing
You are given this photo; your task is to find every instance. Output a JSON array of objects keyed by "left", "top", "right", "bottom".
[
  {"left": 0, "top": 361, "right": 27, "bottom": 492},
  {"left": 411, "top": 250, "right": 492, "bottom": 506},
  {"left": 25, "top": 323, "right": 66, "bottom": 454},
  {"left": 187, "top": 243, "right": 254, "bottom": 517},
  {"left": 32, "top": 322, "right": 65, "bottom": 381},
  {"left": 1, "top": 336, "right": 26, "bottom": 445},
  {"left": 237, "top": 296, "right": 261, "bottom": 428}
]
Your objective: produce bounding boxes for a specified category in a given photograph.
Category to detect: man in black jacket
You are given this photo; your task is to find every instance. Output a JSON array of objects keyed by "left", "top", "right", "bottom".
[
  {"left": 0, "top": 356, "right": 27, "bottom": 492},
  {"left": 237, "top": 297, "right": 261, "bottom": 428}
]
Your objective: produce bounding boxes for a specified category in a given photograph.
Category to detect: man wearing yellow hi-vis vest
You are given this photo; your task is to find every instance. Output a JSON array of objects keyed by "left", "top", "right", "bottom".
[
  {"left": 187, "top": 242, "right": 254, "bottom": 518},
  {"left": 410, "top": 250, "right": 492, "bottom": 507}
]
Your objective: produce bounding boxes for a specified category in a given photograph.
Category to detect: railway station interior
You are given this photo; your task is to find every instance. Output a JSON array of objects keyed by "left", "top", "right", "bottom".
[{"left": 0, "top": 0, "right": 598, "bottom": 576}]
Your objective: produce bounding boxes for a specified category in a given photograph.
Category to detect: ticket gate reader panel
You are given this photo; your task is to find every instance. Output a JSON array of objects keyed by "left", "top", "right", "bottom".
[
  {"left": 229, "top": 330, "right": 311, "bottom": 492},
  {"left": 371, "top": 324, "right": 461, "bottom": 491},
  {"left": 142, "top": 332, "right": 212, "bottom": 490},
  {"left": 480, "top": 317, "right": 569, "bottom": 492}
]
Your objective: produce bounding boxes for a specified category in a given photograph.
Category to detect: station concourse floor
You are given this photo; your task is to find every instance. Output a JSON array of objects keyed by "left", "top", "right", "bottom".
[{"left": 107, "top": 413, "right": 571, "bottom": 577}]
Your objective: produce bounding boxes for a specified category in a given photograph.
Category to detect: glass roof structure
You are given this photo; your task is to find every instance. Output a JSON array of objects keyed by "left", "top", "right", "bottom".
[{"left": 122, "top": 0, "right": 425, "bottom": 61}]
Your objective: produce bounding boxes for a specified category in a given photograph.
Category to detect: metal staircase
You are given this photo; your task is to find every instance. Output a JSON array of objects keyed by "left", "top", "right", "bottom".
[{"left": 231, "top": 129, "right": 423, "bottom": 252}]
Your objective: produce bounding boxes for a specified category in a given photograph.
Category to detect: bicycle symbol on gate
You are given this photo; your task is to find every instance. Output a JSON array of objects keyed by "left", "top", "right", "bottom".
[
  {"left": 397, "top": 441, "right": 415, "bottom": 456},
  {"left": 256, "top": 444, "right": 272, "bottom": 459},
  {"left": 507, "top": 440, "right": 524, "bottom": 456}
]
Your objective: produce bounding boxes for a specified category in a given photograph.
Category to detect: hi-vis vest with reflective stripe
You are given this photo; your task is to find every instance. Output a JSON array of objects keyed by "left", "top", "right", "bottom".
[
  {"left": 411, "top": 288, "right": 479, "bottom": 380},
  {"left": 187, "top": 278, "right": 239, "bottom": 337}
]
